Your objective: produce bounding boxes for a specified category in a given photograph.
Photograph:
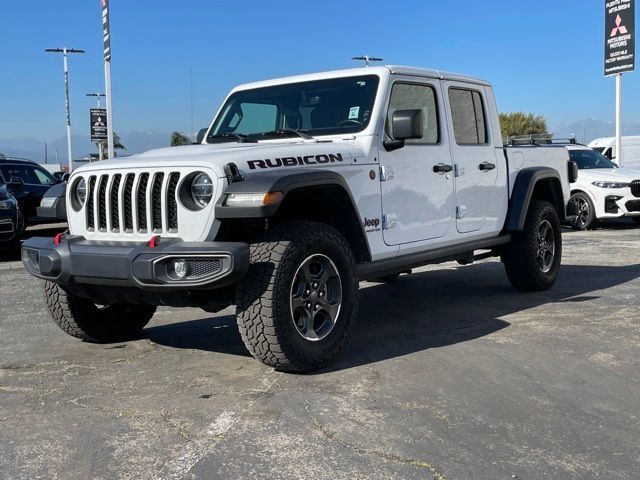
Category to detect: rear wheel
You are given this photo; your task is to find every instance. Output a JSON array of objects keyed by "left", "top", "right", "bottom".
[
  {"left": 569, "top": 192, "right": 596, "bottom": 230},
  {"left": 44, "top": 282, "right": 156, "bottom": 342},
  {"left": 502, "top": 201, "right": 562, "bottom": 292},
  {"left": 236, "top": 221, "right": 358, "bottom": 372}
]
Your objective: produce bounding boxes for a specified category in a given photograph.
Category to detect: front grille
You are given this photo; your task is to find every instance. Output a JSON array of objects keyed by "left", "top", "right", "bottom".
[
  {"left": 626, "top": 200, "right": 640, "bottom": 212},
  {"left": 85, "top": 171, "right": 180, "bottom": 235},
  {"left": 631, "top": 180, "right": 640, "bottom": 198}
]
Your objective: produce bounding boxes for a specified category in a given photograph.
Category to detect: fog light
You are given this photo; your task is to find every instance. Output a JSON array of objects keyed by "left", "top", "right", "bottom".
[
  {"left": 167, "top": 258, "right": 188, "bottom": 280},
  {"left": 605, "top": 195, "right": 622, "bottom": 214}
]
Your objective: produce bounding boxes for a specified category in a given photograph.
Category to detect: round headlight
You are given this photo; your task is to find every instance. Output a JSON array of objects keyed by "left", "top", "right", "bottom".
[
  {"left": 75, "top": 178, "right": 87, "bottom": 207},
  {"left": 190, "top": 173, "right": 213, "bottom": 208}
]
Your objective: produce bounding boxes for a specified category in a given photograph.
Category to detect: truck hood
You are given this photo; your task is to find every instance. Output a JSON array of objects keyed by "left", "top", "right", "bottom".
[
  {"left": 73, "top": 140, "right": 364, "bottom": 178},
  {"left": 578, "top": 167, "right": 640, "bottom": 182}
]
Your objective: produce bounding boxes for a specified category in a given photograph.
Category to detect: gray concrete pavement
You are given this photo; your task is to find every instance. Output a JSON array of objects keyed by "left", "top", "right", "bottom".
[{"left": 0, "top": 223, "right": 639, "bottom": 479}]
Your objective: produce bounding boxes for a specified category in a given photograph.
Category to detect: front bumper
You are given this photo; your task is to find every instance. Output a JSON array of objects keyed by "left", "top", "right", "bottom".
[
  {"left": 0, "top": 212, "right": 17, "bottom": 242},
  {"left": 598, "top": 193, "right": 640, "bottom": 218},
  {"left": 21, "top": 236, "right": 249, "bottom": 291}
]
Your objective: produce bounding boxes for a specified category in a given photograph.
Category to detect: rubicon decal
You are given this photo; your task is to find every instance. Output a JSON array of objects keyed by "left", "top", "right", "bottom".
[{"left": 247, "top": 153, "right": 344, "bottom": 170}]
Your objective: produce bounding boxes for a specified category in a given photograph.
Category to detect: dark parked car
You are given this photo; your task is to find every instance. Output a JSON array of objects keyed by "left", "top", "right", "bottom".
[
  {"left": 0, "top": 158, "right": 62, "bottom": 225},
  {"left": 0, "top": 175, "right": 23, "bottom": 247}
]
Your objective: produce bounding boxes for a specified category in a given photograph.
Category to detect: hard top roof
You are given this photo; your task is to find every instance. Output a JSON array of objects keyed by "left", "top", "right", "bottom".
[
  {"left": 0, "top": 157, "right": 38, "bottom": 165},
  {"left": 231, "top": 65, "right": 491, "bottom": 92}
]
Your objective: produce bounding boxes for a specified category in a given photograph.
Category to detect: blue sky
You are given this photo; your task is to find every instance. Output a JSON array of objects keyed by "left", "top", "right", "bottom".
[{"left": 0, "top": 0, "right": 637, "bottom": 142}]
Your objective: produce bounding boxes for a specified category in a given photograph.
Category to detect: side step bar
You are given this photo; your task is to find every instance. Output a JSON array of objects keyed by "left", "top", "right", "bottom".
[{"left": 357, "top": 235, "right": 511, "bottom": 281}]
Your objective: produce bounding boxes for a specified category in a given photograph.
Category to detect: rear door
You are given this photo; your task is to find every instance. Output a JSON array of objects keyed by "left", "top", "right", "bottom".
[
  {"left": 379, "top": 78, "right": 455, "bottom": 245},
  {"left": 443, "top": 83, "right": 499, "bottom": 233}
]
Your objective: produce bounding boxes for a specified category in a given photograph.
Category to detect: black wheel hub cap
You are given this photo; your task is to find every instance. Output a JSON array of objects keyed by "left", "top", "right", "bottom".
[{"left": 290, "top": 254, "right": 342, "bottom": 341}]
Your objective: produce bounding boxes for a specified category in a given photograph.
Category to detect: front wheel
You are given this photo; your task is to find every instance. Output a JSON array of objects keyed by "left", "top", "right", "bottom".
[
  {"left": 569, "top": 192, "right": 596, "bottom": 230},
  {"left": 502, "top": 201, "right": 562, "bottom": 292},
  {"left": 235, "top": 222, "right": 359, "bottom": 372},
  {"left": 44, "top": 282, "right": 156, "bottom": 342}
]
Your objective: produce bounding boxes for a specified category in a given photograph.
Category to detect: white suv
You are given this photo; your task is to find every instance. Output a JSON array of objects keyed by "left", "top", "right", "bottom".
[{"left": 566, "top": 144, "right": 640, "bottom": 229}]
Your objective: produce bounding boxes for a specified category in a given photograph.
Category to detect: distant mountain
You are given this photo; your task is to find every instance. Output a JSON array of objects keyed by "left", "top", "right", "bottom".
[
  {"left": 552, "top": 118, "right": 640, "bottom": 144},
  {"left": 0, "top": 131, "right": 174, "bottom": 163}
]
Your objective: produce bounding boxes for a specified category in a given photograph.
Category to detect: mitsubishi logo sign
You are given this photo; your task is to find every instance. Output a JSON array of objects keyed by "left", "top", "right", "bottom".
[
  {"left": 611, "top": 14, "right": 629, "bottom": 37},
  {"left": 604, "top": 0, "right": 635, "bottom": 76}
]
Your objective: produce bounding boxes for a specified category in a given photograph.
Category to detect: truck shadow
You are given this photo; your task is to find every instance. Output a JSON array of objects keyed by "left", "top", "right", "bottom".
[{"left": 144, "top": 262, "right": 640, "bottom": 370}]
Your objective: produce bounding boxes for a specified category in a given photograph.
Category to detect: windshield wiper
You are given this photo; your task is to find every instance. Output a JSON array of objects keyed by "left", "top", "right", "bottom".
[
  {"left": 261, "top": 129, "right": 314, "bottom": 140},
  {"left": 207, "top": 132, "right": 257, "bottom": 143}
]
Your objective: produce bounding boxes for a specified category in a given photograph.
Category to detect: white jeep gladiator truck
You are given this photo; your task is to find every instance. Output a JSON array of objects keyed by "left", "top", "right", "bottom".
[{"left": 22, "top": 66, "right": 577, "bottom": 372}]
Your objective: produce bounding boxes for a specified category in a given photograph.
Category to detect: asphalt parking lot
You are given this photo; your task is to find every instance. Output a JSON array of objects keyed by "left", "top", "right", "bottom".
[{"left": 0, "top": 223, "right": 639, "bottom": 480}]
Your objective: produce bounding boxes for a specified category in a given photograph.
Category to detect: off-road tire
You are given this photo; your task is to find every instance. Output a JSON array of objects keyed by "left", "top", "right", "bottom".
[
  {"left": 235, "top": 221, "right": 359, "bottom": 373},
  {"left": 502, "top": 201, "right": 562, "bottom": 292},
  {"left": 569, "top": 192, "right": 597, "bottom": 230},
  {"left": 44, "top": 281, "right": 156, "bottom": 342}
]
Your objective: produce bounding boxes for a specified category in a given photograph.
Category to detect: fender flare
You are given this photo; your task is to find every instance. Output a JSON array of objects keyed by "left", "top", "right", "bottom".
[
  {"left": 215, "top": 170, "right": 359, "bottom": 219},
  {"left": 505, "top": 167, "right": 565, "bottom": 231}
]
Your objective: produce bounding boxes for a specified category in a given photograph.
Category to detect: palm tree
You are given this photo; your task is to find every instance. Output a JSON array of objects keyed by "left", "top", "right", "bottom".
[
  {"left": 98, "top": 133, "right": 126, "bottom": 157},
  {"left": 171, "top": 132, "right": 192, "bottom": 146}
]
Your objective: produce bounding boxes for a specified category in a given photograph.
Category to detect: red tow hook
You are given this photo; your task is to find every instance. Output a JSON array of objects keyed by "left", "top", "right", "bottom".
[
  {"left": 148, "top": 235, "right": 161, "bottom": 248},
  {"left": 53, "top": 232, "right": 64, "bottom": 245}
]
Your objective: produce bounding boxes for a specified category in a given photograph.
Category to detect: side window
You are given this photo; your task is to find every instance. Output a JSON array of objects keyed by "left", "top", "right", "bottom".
[
  {"left": 2, "top": 165, "right": 39, "bottom": 184},
  {"left": 234, "top": 103, "right": 278, "bottom": 134},
  {"left": 386, "top": 83, "right": 439, "bottom": 144},
  {"left": 33, "top": 167, "right": 54, "bottom": 185},
  {"left": 449, "top": 88, "right": 488, "bottom": 145}
]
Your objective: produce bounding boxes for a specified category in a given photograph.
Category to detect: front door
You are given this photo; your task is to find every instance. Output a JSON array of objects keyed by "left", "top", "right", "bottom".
[{"left": 379, "top": 79, "right": 455, "bottom": 246}]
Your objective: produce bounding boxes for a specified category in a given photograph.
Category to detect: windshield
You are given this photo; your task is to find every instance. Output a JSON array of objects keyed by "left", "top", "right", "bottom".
[
  {"left": 208, "top": 75, "right": 380, "bottom": 141},
  {"left": 569, "top": 149, "right": 618, "bottom": 169}
]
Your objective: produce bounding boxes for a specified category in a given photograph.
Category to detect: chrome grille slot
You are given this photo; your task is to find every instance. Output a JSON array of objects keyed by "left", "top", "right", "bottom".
[
  {"left": 110, "top": 174, "right": 122, "bottom": 232},
  {"left": 137, "top": 173, "right": 149, "bottom": 232},
  {"left": 123, "top": 174, "right": 135, "bottom": 231},
  {"left": 167, "top": 173, "right": 180, "bottom": 231},
  {"left": 151, "top": 173, "right": 165, "bottom": 232},
  {"left": 86, "top": 176, "right": 96, "bottom": 230},
  {"left": 97, "top": 175, "right": 109, "bottom": 231},
  {"left": 632, "top": 180, "right": 640, "bottom": 198}
]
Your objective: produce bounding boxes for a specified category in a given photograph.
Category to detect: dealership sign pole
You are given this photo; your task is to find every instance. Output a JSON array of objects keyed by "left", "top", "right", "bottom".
[
  {"left": 102, "top": 0, "right": 115, "bottom": 160},
  {"left": 45, "top": 47, "right": 85, "bottom": 173},
  {"left": 605, "top": 0, "right": 635, "bottom": 166}
]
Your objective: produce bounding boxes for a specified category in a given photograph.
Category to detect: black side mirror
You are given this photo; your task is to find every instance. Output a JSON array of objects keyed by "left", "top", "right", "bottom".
[
  {"left": 196, "top": 128, "right": 208, "bottom": 144},
  {"left": 568, "top": 160, "right": 579, "bottom": 183},
  {"left": 10, "top": 176, "right": 24, "bottom": 188},
  {"left": 384, "top": 109, "right": 424, "bottom": 152}
]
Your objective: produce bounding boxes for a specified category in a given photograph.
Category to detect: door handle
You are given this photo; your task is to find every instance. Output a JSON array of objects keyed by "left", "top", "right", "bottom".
[
  {"left": 433, "top": 163, "right": 453, "bottom": 173},
  {"left": 478, "top": 162, "right": 496, "bottom": 171}
]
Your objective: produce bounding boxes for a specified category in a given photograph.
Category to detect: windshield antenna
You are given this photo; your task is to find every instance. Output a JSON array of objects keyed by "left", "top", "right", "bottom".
[{"left": 352, "top": 55, "right": 383, "bottom": 67}]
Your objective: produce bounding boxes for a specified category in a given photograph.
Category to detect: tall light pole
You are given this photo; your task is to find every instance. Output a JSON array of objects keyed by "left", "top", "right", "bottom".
[
  {"left": 87, "top": 93, "right": 106, "bottom": 160},
  {"left": 86, "top": 92, "right": 105, "bottom": 108},
  {"left": 45, "top": 47, "right": 85, "bottom": 173},
  {"left": 102, "top": 0, "right": 115, "bottom": 160}
]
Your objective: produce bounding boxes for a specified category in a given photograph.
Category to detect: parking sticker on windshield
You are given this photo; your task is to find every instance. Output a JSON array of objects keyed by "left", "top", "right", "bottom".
[{"left": 348, "top": 106, "right": 360, "bottom": 120}]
